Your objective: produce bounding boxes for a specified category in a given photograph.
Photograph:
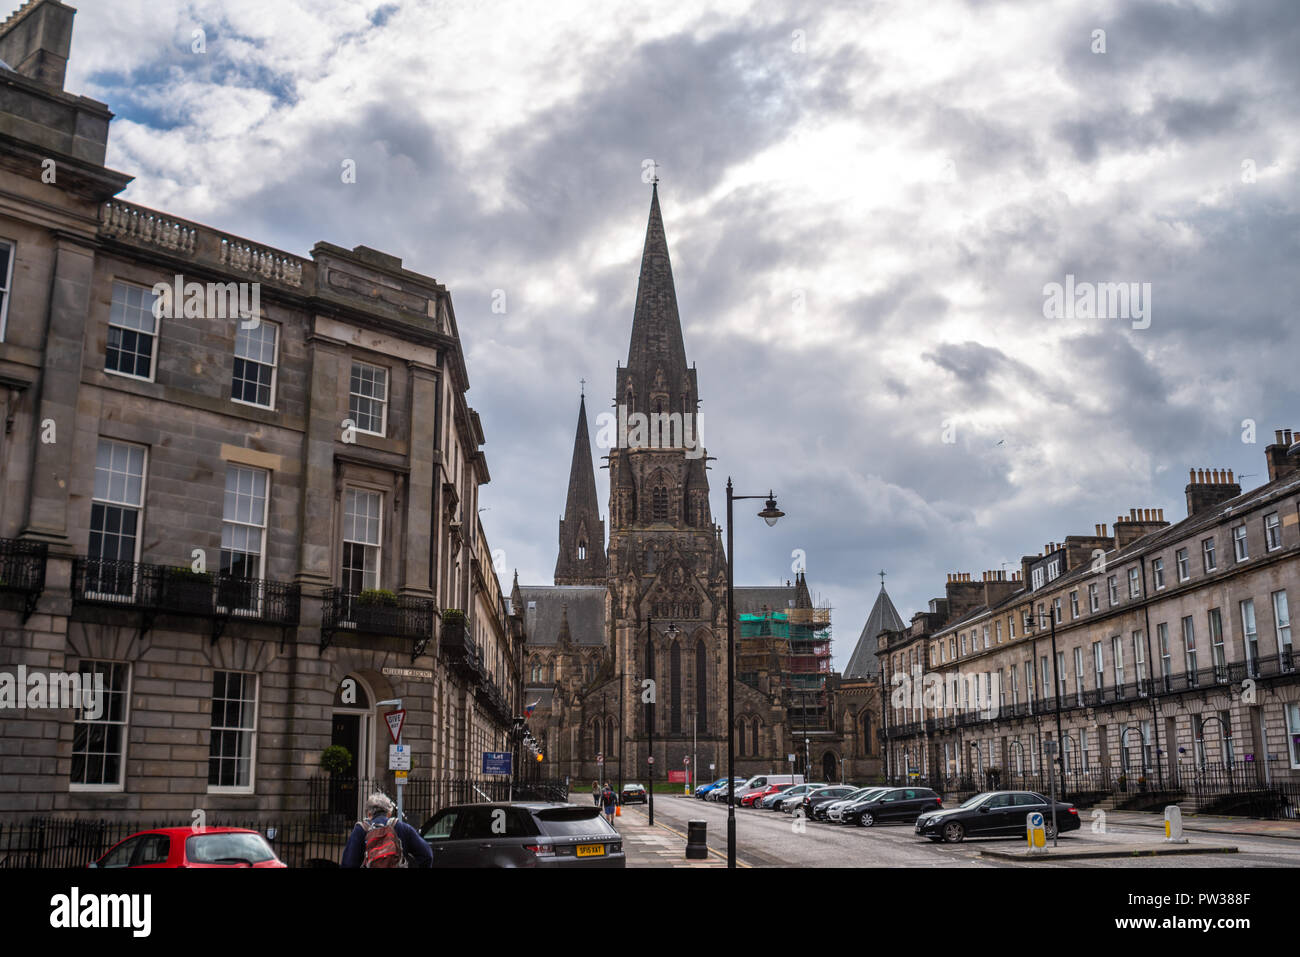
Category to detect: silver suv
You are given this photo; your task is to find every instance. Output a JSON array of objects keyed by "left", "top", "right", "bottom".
[{"left": 419, "top": 802, "right": 625, "bottom": 868}]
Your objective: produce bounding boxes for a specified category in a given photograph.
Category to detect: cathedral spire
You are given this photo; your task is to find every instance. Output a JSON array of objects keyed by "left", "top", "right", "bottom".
[
  {"left": 622, "top": 184, "right": 692, "bottom": 417},
  {"left": 554, "top": 392, "right": 608, "bottom": 585}
]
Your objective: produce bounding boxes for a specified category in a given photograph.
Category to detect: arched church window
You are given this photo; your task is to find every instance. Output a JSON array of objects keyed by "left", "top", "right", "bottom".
[
  {"left": 750, "top": 720, "right": 759, "bottom": 757},
  {"left": 670, "top": 642, "right": 682, "bottom": 733},
  {"left": 695, "top": 641, "right": 708, "bottom": 734},
  {"left": 578, "top": 541, "right": 587, "bottom": 561},
  {"left": 652, "top": 487, "right": 668, "bottom": 522}
]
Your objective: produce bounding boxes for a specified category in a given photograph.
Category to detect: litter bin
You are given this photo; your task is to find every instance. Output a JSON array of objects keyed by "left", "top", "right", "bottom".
[{"left": 686, "top": 820, "right": 708, "bottom": 860}]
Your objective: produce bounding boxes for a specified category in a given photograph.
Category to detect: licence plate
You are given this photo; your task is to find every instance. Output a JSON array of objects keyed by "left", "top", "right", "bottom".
[{"left": 576, "top": 844, "right": 605, "bottom": 857}]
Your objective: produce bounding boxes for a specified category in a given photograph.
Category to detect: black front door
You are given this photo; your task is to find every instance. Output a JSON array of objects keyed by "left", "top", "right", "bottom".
[{"left": 330, "top": 713, "right": 361, "bottom": 817}]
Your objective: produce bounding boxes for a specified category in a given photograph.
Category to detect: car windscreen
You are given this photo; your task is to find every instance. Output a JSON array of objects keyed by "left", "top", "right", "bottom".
[
  {"left": 959, "top": 792, "right": 995, "bottom": 808},
  {"left": 536, "top": 807, "right": 618, "bottom": 838},
  {"left": 185, "top": 832, "right": 276, "bottom": 864}
]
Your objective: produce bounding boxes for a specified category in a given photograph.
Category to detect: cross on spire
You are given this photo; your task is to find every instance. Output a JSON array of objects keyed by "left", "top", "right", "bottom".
[
  {"left": 580, "top": 377, "right": 585, "bottom": 398},
  {"left": 649, "top": 160, "right": 661, "bottom": 184},
  {"left": 878, "top": 569, "right": 887, "bottom": 588}
]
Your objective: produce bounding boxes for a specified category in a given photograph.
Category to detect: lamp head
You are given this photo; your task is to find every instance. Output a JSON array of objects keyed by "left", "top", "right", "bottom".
[{"left": 758, "top": 492, "right": 784, "bottom": 527}]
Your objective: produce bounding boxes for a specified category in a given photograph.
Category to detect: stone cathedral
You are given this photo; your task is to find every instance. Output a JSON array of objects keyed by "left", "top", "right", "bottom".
[{"left": 513, "top": 186, "right": 865, "bottom": 787}]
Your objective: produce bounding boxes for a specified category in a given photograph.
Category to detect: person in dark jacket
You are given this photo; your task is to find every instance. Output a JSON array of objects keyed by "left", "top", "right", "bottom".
[
  {"left": 601, "top": 785, "right": 617, "bottom": 825},
  {"left": 341, "top": 791, "right": 434, "bottom": 868}
]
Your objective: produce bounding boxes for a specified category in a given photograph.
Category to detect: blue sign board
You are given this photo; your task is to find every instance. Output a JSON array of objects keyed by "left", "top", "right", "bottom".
[{"left": 482, "top": 751, "right": 513, "bottom": 775}]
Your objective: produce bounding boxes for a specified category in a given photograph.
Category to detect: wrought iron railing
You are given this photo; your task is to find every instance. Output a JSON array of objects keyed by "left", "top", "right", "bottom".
[
  {"left": 71, "top": 559, "right": 300, "bottom": 637},
  {"left": 320, "top": 589, "right": 435, "bottom": 660},
  {"left": 0, "top": 538, "right": 47, "bottom": 619}
]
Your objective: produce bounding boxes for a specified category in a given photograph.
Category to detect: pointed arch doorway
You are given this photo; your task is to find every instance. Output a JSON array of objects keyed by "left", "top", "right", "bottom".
[{"left": 822, "top": 751, "right": 839, "bottom": 783}]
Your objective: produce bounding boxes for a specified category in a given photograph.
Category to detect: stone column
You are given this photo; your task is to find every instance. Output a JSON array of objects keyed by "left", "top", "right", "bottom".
[
  {"left": 401, "top": 361, "right": 437, "bottom": 597},
  {"left": 22, "top": 237, "right": 95, "bottom": 549}
]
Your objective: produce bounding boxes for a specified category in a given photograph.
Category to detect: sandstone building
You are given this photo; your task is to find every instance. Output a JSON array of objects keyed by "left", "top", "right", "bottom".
[{"left": 0, "top": 0, "right": 520, "bottom": 824}]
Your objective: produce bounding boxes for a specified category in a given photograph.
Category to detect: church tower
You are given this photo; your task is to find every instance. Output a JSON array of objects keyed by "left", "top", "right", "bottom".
[
  {"left": 609, "top": 184, "right": 728, "bottom": 767},
  {"left": 554, "top": 393, "right": 607, "bottom": 585}
]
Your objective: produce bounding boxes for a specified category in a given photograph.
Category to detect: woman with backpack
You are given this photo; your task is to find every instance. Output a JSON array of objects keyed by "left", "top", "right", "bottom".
[
  {"left": 341, "top": 791, "right": 434, "bottom": 868},
  {"left": 601, "top": 784, "right": 617, "bottom": 825}
]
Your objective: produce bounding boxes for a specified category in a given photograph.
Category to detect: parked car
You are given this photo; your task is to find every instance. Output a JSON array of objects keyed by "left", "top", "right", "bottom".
[
  {"left": 419, "top": 802, "right": 624, "bottom": 867},
  {"left": 769, "top": 783, "right": 826, "bottom": 810},
  {"left": 844, "top": 787, "right": 943, "bottom": 827},
  {"left": 741, "top": 783, "right": 793, "bottom": 807},
  {"left": 709, "top": 777, "right": 751, "bottom": 802},
  {"left": 915, "top": 790, "right": 1080, "bottom": 843},
  {"left": 796, "top": 785, "right": 859, "bottom": 816},
  {"left": 88, "top": 827, "right": 286, "bottom": 868},
  {"left": 621, "top": 783, "right": 647, "bottom": 804},
  {"left": 695, "top": 777, "right": 731, "bottom": 798},
  {"left": 817, "top": 786, "right": 885, "bottom": 821}
]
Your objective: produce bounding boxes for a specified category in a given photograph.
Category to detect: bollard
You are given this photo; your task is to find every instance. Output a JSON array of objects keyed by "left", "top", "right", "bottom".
[
  {"left": 1026, "top": 811, "right": 1048, "bottom": 855},
  {"left": 686, "top": 820, "right": 708, "bottom": 860},
  {"left": 1164, "top": 805, "right": 1188, "bottom": 844}
]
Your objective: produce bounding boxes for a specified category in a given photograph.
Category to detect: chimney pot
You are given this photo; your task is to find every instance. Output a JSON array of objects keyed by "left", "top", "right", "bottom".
[
  {"left": 1276, "top": 430, "right": 1285, "bottom": 445},
  {"left": 1189, "top": 468, "right": 1196, "bottom": 482},
  {"left": 1227, "top": 470, "right": 1234, "bottom": 483}
]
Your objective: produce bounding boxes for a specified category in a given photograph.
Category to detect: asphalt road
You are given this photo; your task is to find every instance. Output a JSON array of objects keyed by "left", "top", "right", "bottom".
[{"left": 639, "top": 796, "right": 1300, "bottom": 868}]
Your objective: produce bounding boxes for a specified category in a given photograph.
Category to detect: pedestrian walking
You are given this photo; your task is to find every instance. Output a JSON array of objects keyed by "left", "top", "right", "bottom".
[
  {"left": 341, "top": 791, "right": 434, "bottom": 868},
  {"left": 602, "top": 784, "right": 617, "bottom": 825},
  {"left": 592, "top": 780, "right": 601, "bottom": 807}
]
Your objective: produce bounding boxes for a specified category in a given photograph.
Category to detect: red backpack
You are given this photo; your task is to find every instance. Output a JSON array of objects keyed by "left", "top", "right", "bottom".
[{"left": 360, "top": 817, "right": 407, "bottom": 868}]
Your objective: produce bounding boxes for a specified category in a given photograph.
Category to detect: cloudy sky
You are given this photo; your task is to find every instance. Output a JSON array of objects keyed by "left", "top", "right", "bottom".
[{"left": 67, "top": 0, "right": 1299, "bottom": 666}]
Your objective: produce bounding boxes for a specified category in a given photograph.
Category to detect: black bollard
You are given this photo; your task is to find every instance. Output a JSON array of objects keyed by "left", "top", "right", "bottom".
[{"left": 686, "top": 820, "right": 708, "bottom": 860}]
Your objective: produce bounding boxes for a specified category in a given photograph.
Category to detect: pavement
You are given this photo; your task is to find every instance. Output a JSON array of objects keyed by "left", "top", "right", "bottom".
[
  {"left": 979, "top": 843, "right": 1239, "bottom": 862},
  {"left": 1102, "top": 809, "right": 1300, "bottom": 840},
  {"left": 614, "top": 803, "right": 731, "bottom": 868}
]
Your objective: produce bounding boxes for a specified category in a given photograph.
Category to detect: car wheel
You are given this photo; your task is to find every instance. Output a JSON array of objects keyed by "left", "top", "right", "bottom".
[
  {"left": 942, "top": 821, "right": 965, "bottom": 844},
  {"left": 859, "top": 812, "right": 875, "bottom": 827},
  {"left": 1045, "top": 821, "right": 1058, "bottom": 840}
]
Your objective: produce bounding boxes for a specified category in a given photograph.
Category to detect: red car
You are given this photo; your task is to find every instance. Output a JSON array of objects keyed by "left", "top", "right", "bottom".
[
  {"left": 88, "top": 827, "right": 286, "bottom": 868},
  {"left": 741, "top": 783, "right": 792, "bottom": 808}
]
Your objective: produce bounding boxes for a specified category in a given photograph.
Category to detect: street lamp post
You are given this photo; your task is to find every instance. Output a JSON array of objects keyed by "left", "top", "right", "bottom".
[
  {"left": 1027, "top": 608, "right": 1067, "bottom": 804},
  {"left": 725, "top": 480, "right": 784, "bottom": 869},
  {"left": 645, "top": 617, "right": 679, "bottom": 828}
]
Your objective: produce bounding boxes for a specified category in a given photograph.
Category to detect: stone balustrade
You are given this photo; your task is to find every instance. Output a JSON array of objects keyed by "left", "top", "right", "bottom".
[{"left": 100, "top": 199, "right": 307, "bottom": 289}]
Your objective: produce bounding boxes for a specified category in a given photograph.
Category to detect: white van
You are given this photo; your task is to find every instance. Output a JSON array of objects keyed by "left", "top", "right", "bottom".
[{"left": 732, "top": 773, "right": 804, "bottom": 800}]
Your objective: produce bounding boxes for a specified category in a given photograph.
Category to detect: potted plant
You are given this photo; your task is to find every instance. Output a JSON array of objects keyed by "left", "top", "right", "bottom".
[
  {"left": 441, "top": 608, "right": 467, "bottom": 651},
  {"left": 162, "top": 566, "right": 214, "bottom": 612},
  {"left": 351, "top": 589, "right": 399, "bottom": 630},
  {"left": 320, "top": 744, "right": 353, "bottom": 776}
]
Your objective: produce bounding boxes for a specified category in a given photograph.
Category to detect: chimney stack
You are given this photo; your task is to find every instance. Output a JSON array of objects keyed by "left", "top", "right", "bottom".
[
  {"left": 1264, "top": 428, "right": 1300, "bottom": 483},
  {"left": 1114, "top": 507, "right": 1172, "bottom": 549},
  {"left": 1185, "top": 466, "right": 1243, "bottom": 517},
  {"left": 0, "top": 0, "right": 75, "bottom": 90}
]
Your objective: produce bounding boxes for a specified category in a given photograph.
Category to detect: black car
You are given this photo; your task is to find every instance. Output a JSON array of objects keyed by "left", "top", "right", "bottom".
[
  {"left": 844, "top": 787, "right": 942, "bottom": 826},
  {"left": 796, "top": 785, "right": 859, "bottom": 818},
  {"left": 419, "top": 802, "right": 625, "bottom": 867},
  {"left": 915, "top": 790, "right": 1080, "bottom": 843},
  {"left": 620, "top": 783, "right": 647, "bottom": 804}
]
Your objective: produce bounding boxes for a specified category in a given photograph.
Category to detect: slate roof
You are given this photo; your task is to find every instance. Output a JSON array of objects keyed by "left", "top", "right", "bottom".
[
  {"left": 734, "top": 585, "right": 798, "bottom": 614},
  {"left": 845, "top": 585, "right": 905, "bottom": 678},
  {"left": 518, "top": 585, "right": 607, "bottom": 646}
]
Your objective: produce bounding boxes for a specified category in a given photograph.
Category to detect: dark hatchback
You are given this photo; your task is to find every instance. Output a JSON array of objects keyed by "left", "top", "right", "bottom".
[
  {"left": 915, "top": 790, "right": 1080, "bottom": 843},
  {"left": 844, "top": 787, "right": 943, "bottom": 826},
  {"left": 419, "top": 802, "right": 625, "bottom": 867},
  {"left": 796, "top": 785, "right": 859, "bottom": 817}
]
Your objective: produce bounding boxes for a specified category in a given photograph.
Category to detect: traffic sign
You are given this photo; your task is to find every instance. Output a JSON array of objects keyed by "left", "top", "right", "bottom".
[
  {"left": 385, "top": 710, "right": 406, "bottom": 744},
  {"left": 648, "top": 756, "right": 655, "bottom": 765},
  {"left": 597, "top": 753, "right": 604, "bottom": 765},
  {"left": 389, "top": 744, "right": 411, "bottom": 771},
  {"left": 395, "top": 770, "right": 408, "bottom": 781}
]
